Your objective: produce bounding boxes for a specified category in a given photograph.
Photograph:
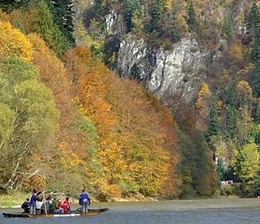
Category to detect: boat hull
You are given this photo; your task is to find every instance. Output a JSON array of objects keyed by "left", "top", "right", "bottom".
[{"left": 3, "top": 208, "right": 109, "bottom": 218}]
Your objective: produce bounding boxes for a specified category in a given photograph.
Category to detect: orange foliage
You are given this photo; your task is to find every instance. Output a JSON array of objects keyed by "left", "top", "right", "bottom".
[
  {"left": 77, "top": 62, "right": 118, "bottom": 131},
  {"left": 64, "top": 47, "right": 93, "bottom": 93},
  {"left": 27, "top": 34, "right": 90, "bottom": 186},
  {"left": 68, "top": 46, "right": 181, "bottom": 197}
]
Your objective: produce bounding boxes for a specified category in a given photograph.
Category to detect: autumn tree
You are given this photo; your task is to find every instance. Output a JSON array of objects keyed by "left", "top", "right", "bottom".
[
  {"left": 195, "top": 82, "right": 212, "bottom": 132},
  {"left": 70, "top": 47, "right": 181, "bottom": 199},
  {"left": 232, "top": 143, "right": 260, "bottom": 196},
  {"left": 6, "top": 4, "right": 38, "bottom": 35},
  {"left": 28, "top": 35, "right": 96, "bottom": 195},
  {"left": 0, "top": 57, "right": 59, "bottom": 190},
  {"left": 235, "top": 80, "right": 253, "bottom": 147},
  {"left": 0, "top": 21, "right": 32, "bottom": 61}
]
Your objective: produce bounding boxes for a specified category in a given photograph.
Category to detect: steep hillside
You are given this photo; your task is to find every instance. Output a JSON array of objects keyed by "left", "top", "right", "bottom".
[
  {"left": 73, "top": 0, "right": 260, "bottom": 197},
  {"left": 0, "top": 3, "right": 190, "bottom": 200}
]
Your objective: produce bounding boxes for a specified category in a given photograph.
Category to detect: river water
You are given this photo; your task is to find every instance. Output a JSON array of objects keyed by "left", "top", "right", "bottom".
[{"left": 1, "top": 198, "right": 260, "bottom": 224}]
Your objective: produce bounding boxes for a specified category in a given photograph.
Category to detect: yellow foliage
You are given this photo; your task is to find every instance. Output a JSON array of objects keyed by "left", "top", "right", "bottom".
[
  {"left": 28, "top": 33, "right": 67, "bottom": 77},
  {"left": 0, "top": 21, "right": 32, "bottom": 61},
  {"left": 195, "top": 82, "right": 211, "bottom": 110},
  {"left": 217, "top": 100, "right": 223, "bottom": 111},
  {"left": 28, "top": 33, "right": 50, "bottom": 52},
  {"left": 164, "top": 0, "right": 173, "bottom": 11},
  {"left": 176, "top": 14, "right": 188, "bottom": 34},
  {"left": 229, "top": 43, "right": 244, "bottom": 62},
  {"left": 58, "top": 141, "right": 87, "bottom": 169},
  {"left": 236, "top": 80, "right": 252, "bottom": 98},
  {"left": 22, "top": 175, "right": 46, "bottom": 191},
  {"left": 237, "top": 63, "right": 255, "bottom": 77},
  {"left": 0, "top": 9, "right": 9, "bottom": 21}
]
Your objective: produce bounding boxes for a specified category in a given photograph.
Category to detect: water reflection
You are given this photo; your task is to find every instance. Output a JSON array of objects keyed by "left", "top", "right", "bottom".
[{"left": 1, "top": 198, "right": 260, "bottom": 224}]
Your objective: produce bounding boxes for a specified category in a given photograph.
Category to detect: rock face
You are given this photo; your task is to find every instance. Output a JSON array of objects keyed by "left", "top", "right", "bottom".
[
  {"left": 72, "top": 0, "right": 250, "bottom": 102},
  {"left": 72, "top": 4, "right": 220, "bottom": 102},
  {"left": 116, "top": 34, "right": 209, "bottom": 100}
]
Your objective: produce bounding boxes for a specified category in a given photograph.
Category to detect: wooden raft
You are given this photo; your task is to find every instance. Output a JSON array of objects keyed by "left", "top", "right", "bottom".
[{"left": 3, "top": 208, "right": 109, "bottom": 218}]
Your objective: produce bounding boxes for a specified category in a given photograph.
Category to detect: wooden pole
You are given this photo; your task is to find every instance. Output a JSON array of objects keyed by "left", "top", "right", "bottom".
[{"left": 42, "top": 191, "right": 48, "bottom": 216}]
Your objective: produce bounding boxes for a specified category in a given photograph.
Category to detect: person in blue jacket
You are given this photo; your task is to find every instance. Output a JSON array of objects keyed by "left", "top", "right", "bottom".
[
  {"left": 29, "top": 189, "right": 38, "bottom": 215},
  {"left": 79, "top": 189, "right": 89, "bottom": 213}
]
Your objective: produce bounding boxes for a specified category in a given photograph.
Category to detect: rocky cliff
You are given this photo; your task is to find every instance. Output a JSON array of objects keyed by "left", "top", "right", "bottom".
[
  {"left": 116, "top": 34, "right": 209, "bottom": 100},
  {"left": 73, "top": 0, "right": 251, "bottom": 102}
]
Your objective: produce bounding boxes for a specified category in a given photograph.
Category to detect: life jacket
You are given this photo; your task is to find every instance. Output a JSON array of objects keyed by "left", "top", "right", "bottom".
[{"left": 62, "top": 200, "right": 71, "bottom": 213}]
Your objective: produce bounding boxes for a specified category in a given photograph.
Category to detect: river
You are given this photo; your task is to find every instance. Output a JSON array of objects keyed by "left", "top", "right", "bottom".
[{"left": 1, "top": 198, "right": 260, "bottom": 224}]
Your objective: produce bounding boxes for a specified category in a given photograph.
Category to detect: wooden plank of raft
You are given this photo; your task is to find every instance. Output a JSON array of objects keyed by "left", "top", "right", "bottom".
[
  {"left": 3, "top": 208, "right": 109, "bottom": 218},
  {"left": 3, "top": 212, "right": 31, "bottom": 218}
]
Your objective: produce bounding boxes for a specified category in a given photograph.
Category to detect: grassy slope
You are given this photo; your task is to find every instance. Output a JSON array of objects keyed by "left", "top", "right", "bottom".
[{"left": 0, "top": 192, "right": 28, "bottom": 208}]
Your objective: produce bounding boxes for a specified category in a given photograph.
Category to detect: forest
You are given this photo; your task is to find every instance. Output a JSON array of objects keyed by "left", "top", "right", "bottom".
[{"left": 0, "top": 0, "right": 259, "bottom": 201}]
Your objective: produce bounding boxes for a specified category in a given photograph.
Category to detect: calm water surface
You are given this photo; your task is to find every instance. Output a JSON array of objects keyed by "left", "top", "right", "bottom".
[{"left": 1, "top": 198, "right": 260, "bottom": 224}]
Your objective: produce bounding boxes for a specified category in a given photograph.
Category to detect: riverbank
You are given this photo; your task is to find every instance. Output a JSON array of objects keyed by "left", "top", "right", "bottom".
[
  {"left": 0, "top": 192, "right": 27, "bottom": 208},
  {"left": 0, "top": 190, "right": 159, "bottom": 208},
  {"left": 0, "top": 190, "right": 241, "bottom": 209}
]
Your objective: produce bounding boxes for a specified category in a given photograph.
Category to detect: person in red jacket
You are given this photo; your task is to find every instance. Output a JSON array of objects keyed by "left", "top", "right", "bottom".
[{"left": 61, "top": 197, "right": 71, "bottom": 213}]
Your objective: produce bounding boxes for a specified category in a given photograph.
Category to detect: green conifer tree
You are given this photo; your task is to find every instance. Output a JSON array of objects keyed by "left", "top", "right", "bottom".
[
  {"left": 226, "top": 106, "right": 238, "bottom": 139},
  {"left": 222, "top": 16, "right": 235, "bottom": 44},
  {"left": 48, "top": 0, "right": 75, "bottom": 46},
  {"left": 246, "top": 2, "right": 260, "bottom": 41},
  {"left": 124, "top": 0, "right": 142, "bottom": 32},
  {"left": 192, "top": 130, "right": 214, "bottom": 196},
  {"left": 187, "top": 2, "right": 197, "bottom": 31},
  {"left": 208, "top": 100, "right": 220, "bottom": 141},
  {"left": 223, "top": 83, "right": 238, "bottom": 139},
  {"left": 35, "top": 0, "right": 70, "bottom": 57},
  {"left": 252, "top": 61, "right": 260, "bottom": 97},
  {"left": 250, "top": 28, "right": 260, "bottom": 63},
  {"left": 0, "top": 0, "right": 29, "bottom": 11},
  {"left": 149, "top": 0, "right": 164, "bottom": 33}
]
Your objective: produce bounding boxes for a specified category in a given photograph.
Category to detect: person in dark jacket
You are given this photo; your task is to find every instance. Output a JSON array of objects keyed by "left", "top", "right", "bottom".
[{"left": 21, "top": 198, "right": 30, "bottom": 213}]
